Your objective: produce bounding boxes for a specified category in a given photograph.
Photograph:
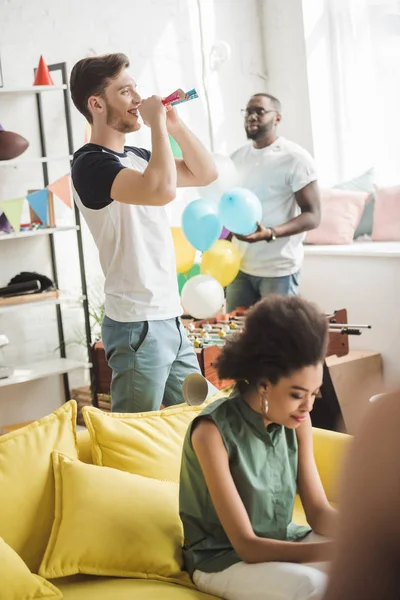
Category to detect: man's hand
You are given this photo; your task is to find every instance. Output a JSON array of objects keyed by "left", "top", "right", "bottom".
[
  {"left": 138, "top": 96, "right": 166, "bottom": 128},
  {"left": 234, "top": 222, "right": 272, "bottom": 243},
  {"left": 165, "top": 105, "right": 181, "bottom": 132}
]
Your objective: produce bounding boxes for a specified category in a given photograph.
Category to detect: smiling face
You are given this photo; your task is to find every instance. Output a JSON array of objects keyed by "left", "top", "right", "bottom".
[
  {"left": 262, "top": 363, "right": 323, "bottom": 429},
  {"left": 89, "top": 68, "right": 142, "bottom": 134}
]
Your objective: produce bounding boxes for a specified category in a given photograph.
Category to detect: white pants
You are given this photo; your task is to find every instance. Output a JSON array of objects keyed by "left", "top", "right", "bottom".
[{"left": 193, "top": 533, "right": 329, "bottom": 600}]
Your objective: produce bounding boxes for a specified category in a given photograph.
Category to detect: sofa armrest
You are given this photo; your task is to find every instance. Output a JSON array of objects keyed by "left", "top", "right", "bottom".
[{"left": 312, "top": 427, "right": 351, "bottom": 503}]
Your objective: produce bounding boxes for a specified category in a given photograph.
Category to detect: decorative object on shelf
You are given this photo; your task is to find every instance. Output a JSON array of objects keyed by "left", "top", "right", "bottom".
[
  {"left": 33, "top": 55, "right": 54, "bottom": 86},
  {"left": 0, "top": 212, "right": 12, "bottom": 233},
  {"left": 0, "top": 122, "right": 29, "bottom": 160},
  {"left": 0, "top": 334, "right": 13, "bottom": 379},
  {"left": 0, "top": 175, "right": 72, "bottom": 234},
  {"left": 26, "top": 189, "right": 49, "bottom": 227},
  {"left": 47, "top": 174, "right": 72, "bottom": 208},
  {"left": 27, "top": 188, "right": 55, "bottom": 228},
  {"left": 0, "top": 272, "right": 55, "bottom": 298},
  {"left": 0, "top": 197, "right": 24, "bottom": 232}
]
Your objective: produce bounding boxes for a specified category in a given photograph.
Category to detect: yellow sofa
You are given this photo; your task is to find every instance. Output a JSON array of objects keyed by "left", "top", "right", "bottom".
[{"left": 0, "top": 399, "right": 350, "bottom": 600}]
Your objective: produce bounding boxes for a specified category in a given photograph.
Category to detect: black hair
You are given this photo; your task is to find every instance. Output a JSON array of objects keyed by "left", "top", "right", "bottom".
[
  {"left": 251, "top": 93, "right": 282, "bottom": 112},
  {"left": 216, "top": 295, "right": 328, "bottom": 387}
]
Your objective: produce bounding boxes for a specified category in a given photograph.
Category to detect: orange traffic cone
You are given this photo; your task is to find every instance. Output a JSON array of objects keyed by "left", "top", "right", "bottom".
[{"left": 33, "top": 56, "right": 54, "bottom": 86}]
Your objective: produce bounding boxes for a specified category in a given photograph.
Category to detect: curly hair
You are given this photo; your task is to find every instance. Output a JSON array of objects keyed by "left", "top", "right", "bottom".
[{"left": 216, "top": 295, "right": 328, "bottom": 386}]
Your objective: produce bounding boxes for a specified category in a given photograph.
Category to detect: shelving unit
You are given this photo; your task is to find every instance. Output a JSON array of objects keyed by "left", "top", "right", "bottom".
[
  {"left": 0, "top": 62, "right": 93, "bottom": 411},
  {"left": 0, "top": 292, "right": 85, "bottom": 313},
  {"left": 0, "top": 155, "right": 73, "bottom": 167},
  {"left": 0, "top": 85, "right": 67, "bottom": 94},
  {"left": 0, "top": 225, "right": 78, "bottom": 241},
  {"left": 0, "top": 359, "right": 91, "bottom": 388}
]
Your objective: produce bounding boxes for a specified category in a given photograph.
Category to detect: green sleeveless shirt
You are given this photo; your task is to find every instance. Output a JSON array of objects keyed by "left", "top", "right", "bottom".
[{"left": 179, "top": 389, "right": 311, "bottom": 575}]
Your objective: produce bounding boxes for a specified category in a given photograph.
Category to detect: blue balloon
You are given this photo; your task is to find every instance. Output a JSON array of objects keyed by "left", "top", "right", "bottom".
[
  {"left": 182, "top": 199, "right": 223, "bottom": 252},
  {"left": 219, "top": 188, "right": 263, "bottom": 235}
]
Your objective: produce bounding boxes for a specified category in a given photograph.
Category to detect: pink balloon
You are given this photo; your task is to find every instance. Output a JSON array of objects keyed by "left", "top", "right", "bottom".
[{"left": 219, "top": 226, "right": 230, "bottom": 240}]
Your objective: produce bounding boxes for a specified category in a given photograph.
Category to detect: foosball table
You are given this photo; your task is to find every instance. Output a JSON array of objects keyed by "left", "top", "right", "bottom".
[{"left": 184, "top": 308, "right": 371, "bottom": 433}]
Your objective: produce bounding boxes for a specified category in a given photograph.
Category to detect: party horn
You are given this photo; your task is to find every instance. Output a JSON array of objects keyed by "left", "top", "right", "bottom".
[
  {"left": 171, "top": 88, "right": 198, "bottom": 106},
  {"left": 162, "top": 89, "right": 186, "bottom": 106},
  {"left": 162, "top": 88, "right": 199, "bottom": 107}
]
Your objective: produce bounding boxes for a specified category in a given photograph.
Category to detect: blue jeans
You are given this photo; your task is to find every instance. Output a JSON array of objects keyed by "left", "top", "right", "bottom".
[
  {"left": 101, "top": 316, "right": 202, "bottom": 413},
  {"left": 226, "top": 270, "right": 299, "bottom": 312}
]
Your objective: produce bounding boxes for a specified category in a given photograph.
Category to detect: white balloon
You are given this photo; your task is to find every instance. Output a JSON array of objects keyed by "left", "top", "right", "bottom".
[
  {"left": 181, "top": 274, "right": 225, "bottom": 319},
  {"left": 197, "top": 154, "right": 240, "bottom": 203}
]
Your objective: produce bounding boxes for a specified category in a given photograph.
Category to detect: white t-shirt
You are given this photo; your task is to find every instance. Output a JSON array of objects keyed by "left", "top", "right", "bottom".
[
  {"left": 230, "top": 137, "right": 318, "bottom": 277},
  {"left": 71, "top": 143, "right": 182, "bottom": 323}
]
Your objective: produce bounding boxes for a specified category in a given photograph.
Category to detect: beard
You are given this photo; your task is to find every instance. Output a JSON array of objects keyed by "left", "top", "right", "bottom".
[
  {"left": 245, "top": 122, "right": 273, "bottom": 141},
  {"left": 105, "top": 99, "right": 139, "bottom": 134}
]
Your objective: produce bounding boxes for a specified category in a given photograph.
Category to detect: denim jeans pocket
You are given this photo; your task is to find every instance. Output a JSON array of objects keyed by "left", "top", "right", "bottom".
[{"left": 128, "top": 321, "right": 149, "bottom": 353}]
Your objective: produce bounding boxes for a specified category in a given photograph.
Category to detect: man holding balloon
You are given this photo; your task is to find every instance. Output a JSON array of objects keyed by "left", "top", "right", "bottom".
[{"left": 225, "top": 93, "right": 321, "bottom": 311}]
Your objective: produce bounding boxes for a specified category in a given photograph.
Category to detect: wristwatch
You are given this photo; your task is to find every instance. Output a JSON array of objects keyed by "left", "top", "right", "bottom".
[{"left": 267, "top": 228, "right": 277, "bottom": 243}]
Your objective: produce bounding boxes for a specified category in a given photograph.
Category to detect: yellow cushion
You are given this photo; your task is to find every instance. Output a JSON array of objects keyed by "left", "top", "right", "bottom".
[
  {"left": 39, "top": 452, "right": 192, "bottom": 587},
  {"left": 82, "top": 391, "right": 229, "bottom": 482},
  {"left": 55, "top": 576, "right": 219, "bottom": 599},
  {"left": 0, "top": 537, "right": 62, "bottom": 599},
  {"left": 0, "top": 400, "right": 78, "bottom": 573}
]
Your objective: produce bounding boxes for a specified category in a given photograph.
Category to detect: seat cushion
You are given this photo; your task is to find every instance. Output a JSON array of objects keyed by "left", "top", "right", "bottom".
[
  {"left": 55, "top": 576, "right": 220, "bottom": 599},
  {"left": 0, "top": 400, "right": 78, "bottom": 572}
]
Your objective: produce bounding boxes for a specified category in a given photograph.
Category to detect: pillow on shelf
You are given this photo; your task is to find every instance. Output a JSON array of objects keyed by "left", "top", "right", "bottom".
[
  {"left": 0, "top": 537, "right": 62, "bottom": 599},
  {"left": 372, "top": 185, "right": 400, "bottom": 241},
  {"left": 0, "top": 400, "right": 78, "bottom": 573},
  {"left": 334, "top": 168, "right": 375, "bottom": 238},
  {"left": 305, "top": 188, "right": 369, "bottom": 245},
  {"left": 39, "top": 452, "right": 192, "bottom": 587},
  {"left": 82, "top": 389, "right": 229, "bottom": 482}
]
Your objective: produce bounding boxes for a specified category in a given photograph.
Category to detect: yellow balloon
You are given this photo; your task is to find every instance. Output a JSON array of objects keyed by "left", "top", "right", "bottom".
[
  {"left": 171, "top": 227, "right": 196, "bottom": 273},
  {"left": 201, "top": 240, "right": 241, "bottom": 287}
]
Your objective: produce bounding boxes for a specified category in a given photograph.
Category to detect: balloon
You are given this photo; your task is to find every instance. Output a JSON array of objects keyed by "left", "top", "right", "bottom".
[
  {"left": 169, "top": 134, "right": 182, "bottom": 158},
  {"left": 181, "top": 275, "right": 225, "bottom": 319},
  {"left": 171, "top": 227, "right": 196, "bottom": 273},
  {"left": 182, "top": 199, "right": 222, "bottom": 252},
  {"left": 187, "top": 263, "right": 201, "bottom": 279},
  {"left": 176, "top": 263, "right": 201, "bottom": 296},
  {"left": 197, "top": 154, "right": 240, "bottom": 203},
  {"left": 201, "top": 240, "right": 241, "bottom": 288},
  {"left": 219, "top": 226, "right": 230, "bottom": 240},
  {"left": 219, "top": 187, "right": 262, "bottom": 235},
  {"left": 177, "top": 272, "right": 186, "bottom": 295}
]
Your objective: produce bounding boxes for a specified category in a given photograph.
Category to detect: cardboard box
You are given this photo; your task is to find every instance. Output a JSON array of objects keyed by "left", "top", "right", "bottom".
[{"left": 326, "top": 350, "right": 383, "bottom": 435}]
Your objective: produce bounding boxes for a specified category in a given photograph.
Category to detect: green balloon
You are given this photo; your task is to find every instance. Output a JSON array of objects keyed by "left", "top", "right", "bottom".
[
  {"left": 177, "top": 272, "right": 187, "bottom": 295},
  {"left": 187, "top": 263, "right": 201, "bottom": 279},
  {"left": 169, "top": 134, "right": 183, "bottom": 159}
]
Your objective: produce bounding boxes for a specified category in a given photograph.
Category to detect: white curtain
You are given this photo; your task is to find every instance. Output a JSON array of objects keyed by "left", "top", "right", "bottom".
[{"left": 303, "top": 0, "right": 400, "bottom": 185}]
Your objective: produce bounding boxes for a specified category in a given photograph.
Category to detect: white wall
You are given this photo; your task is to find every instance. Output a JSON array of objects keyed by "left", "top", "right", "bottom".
[
  {"left": 257, "top": 0, "right": 314, "bottom": 153},
  {"left": 300, "top": 247, "right": 400, "bottom": 389},
  {"left": 0, "top": 0, "right": 267, "bottom": 424}
]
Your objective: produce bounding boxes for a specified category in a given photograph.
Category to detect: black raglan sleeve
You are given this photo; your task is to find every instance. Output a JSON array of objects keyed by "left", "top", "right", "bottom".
[{"left": 71, "top": 151, "right": 126, "bottom": 210}]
